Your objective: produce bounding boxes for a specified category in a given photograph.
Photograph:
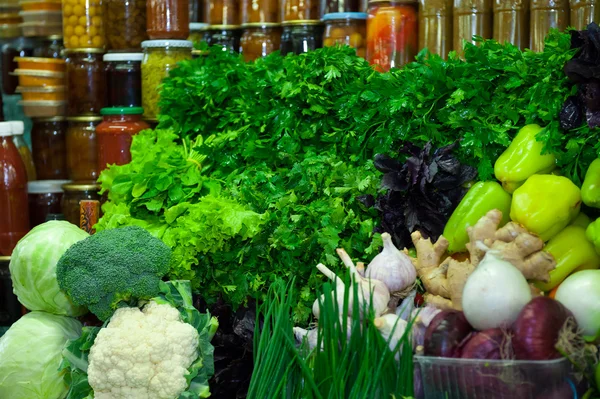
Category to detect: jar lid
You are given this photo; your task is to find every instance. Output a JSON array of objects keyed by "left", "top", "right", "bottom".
[
  {"left": 44, "top": 34, "right": 62, "bottom": 40},
  {"left": 241, "top": 22, "right": 282, "bottom": 28},
  {"left": 28, "top": 179, "right": 70, "bottom": 194},
  {"left": 17, "top": 85, "right": 65, "bottom": 92},
  {"left": 10, "top": 120, "right": 23, "bottom": 135},
  {"left": 18, "top": 100, "right": 65, "bottom": 106},
  {"left": 67, "top": 116, "right": 102, "bottom": 122},
  {"left": 141, "top": 40, "right": 193, "bottom": 49},
  {"left": 208, "top": 24, "right": 242, "bottom": 30},
  {"left": 0, "top": 256, "right": 9, "bottom": 262},
  {"left": 322, "top": 12, "right": 368, "bottom": 20},
  {"left": 61, "top": 182, "right": 100, "bottom": 191},
  {"left": 103, "top": 52, "right": 143, "bottom": 62},
  {"left": 281, "top": 20, "right": 323, "bottom": 26},
  {"left": 101, "top": 107, "right": 144, "bottom": 115},
  {"left": 19, "top": 10, "right": 61, "bottom": 16},
  {"left": 33, "top": 116, "right": 65, "bottom": 122},
  {"left": 189, "top": 22, "right": 209, "bottom": 31},
  {"left": 64, "top": 48, "right": 105, "bottom": 54},
  {"left": 45, "top": 213, "right": 66, "bottom": 221},
  {"left": 0, "top": 121, "right": 12, "bottom": 136}
]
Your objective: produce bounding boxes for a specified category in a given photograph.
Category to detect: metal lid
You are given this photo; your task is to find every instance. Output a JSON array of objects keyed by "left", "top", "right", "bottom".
[
  {"left": 322, "top": 12, "right": 368, "bottom": 20},
  {"left": 282, "top": 20, "right": 323, "bottom": 26},
  {"left": 19, "top": 10, "right": 61, "bottom": 15},
  {"left": 18, "top": 100, "right": 65, "bottom": 106},
  {"left": 0, "top": 256, "right": 10, "bottom": 262},
  {"left": 101, "top": 107, "right": 144, "bottom": 115},
  {"left": 67, "top": 116, "right": 102, "bottom": 122},
  {"left": 10, "top": 120, "right": 23, "bottom": 135},
  {"left": 28, "top": 179, "right": 70, "bottom": 194},
  {"left": 103, "top": 52, "right": 143, "bottom": 62},
  {"left": 209, "top": 24, "right": 242, "bottom": 30},
  {"left": 32, "top": 116, "right": 65, "bottom": 122},
  {"left": 368, "top": 0, "right": 417, "bottom": 4},
  {"left": 0, "top": 121, "right": 12, "bottom": 136},
  {"left": 61, "top": 182, "right": 100, "bottom": 191},
  {"left": 141, "top": 40, "right": 193, "bottom": 48},
  {"left": 189, "top": 22, "right": 209, "bottom": 31},
  {"left": 64, "top": 48, "right": 105, "bottom": 54},
  {"left": 241, "top": 22, "right": 282, "bottom": 28}
]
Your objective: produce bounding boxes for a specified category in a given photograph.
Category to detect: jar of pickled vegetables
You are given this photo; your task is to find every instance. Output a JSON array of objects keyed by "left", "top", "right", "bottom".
[
  {"left": 323, "top": 12, "right": 367, "bottom": 58},
  {"left": 530, "top": 0, "right": 569, "bottom": 52},
  {"left": 147, "top": 0, "right": 190, "bottom": 40},
  {"left": 65, "top": 48, "right": 106, "bottom": 116},
  {"left": 205, "top": 26, "right": 243, "bottom": 53},
  {"left": 189, "top": 22, "right": 209, "bottom": 44},
  {"left": 11, "top": 121, "right": 36, "bottom": 181},
  {"left": 493, "top": 0, "right": 529, "bottom": 49},
  {"left": 418, "top": 0, "right": 452, "bottom": 58},
  {"left": 104, "top": 52, "right": 142, "bottom": 108},
  {"left": 104, "top": 0, "right": 147, "bottom": 51},
  {"left": 283, "top": 0, "right": 321, "bottom": 20},
  {"left": 324, "top": 0, "right": 362, "bottom": 13},
  {"left": 61, "top": 182, "right": 100, "bottom": 225},
  {"left": 31, "top": 117, "right": 68, "bottom": 180},
  {"left": 570, "top": 0, "right": 598, "bottom": 30},
  {"left": 242, "top": 0, "right": 280, "bottom": 23},
  {"left": 62, "top": 0, "right": 105, "bottom": 49},
  {"left": 66, "top": 116, "right": 101, "bottom": 182},
  {"left": 280, "top": 20, "right": 324, "bottom": 55},
  {"left": 366, "top": 0, "right": 418, "bottom": 71},
  {"left": 205, "top": 0, "right": 241, "bottom": 25},
  {"left": 453, "top": 0, "right": 493, "bottom": 54},
  {"left": 240, "top": 23, "right": 281, "bottom": 61},
  {"left": 141, "top": 40, "right": 192, "bottom": 120}
]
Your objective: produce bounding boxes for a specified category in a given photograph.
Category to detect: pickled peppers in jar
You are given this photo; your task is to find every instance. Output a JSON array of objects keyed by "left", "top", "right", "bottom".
[
  {"left": 104, "top": 0, "right": 148, "bottom": 51},
  {"left": 419, "top": 0, "right": 453, "bottom": 58},
  {"left": 240, "top": 23, "right": 282, "bottom": 61},
  {"left": 62, "top": 0, "right": 105, "bottom": 49},
  {"left": 453, "top": 0, "right": 493, "bottom": 54},
  {"left": 323, "top": 12, "right": 367, "bottom": 58},
  {"left": 366, "top": 0, "right": 418, "bottom": 71}
]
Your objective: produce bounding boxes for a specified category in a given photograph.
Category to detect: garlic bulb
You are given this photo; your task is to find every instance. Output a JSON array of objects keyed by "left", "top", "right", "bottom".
[
  {"left": 366, "top": 233, "right": 417, "bottom": 294},
  {"left": 374, "top": 314, "right": 408, "bottom": 355}
]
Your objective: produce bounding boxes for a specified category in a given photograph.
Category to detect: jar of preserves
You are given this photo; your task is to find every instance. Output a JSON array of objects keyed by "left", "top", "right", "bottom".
[
  {"left": 240, "top": 23, "right": 282, "bottom": 61},
  {"left": 61, "top": 182, "right": 100, "bottom": 226},
  {"left": 62, "top": 0, "right": 105, "bottom": 49},
  {"left": 569, "top": 0, "right": 596, "bottom": 30},
  {"left": 0, "top": 122, "right": 29, "bottom": 256},
  {"left": 206, "top": 0, "right": 241, "bottom": 25},
  {"left": 242, "top": 0, "right": 280, "bottom": 23},
  {"left": 141, "top": 40, "right": 193, "bottom": 120},
  {"left": 27, "top": 180, "right": 68, "bottom": 228},
  {"left": 10, "top": 121, "right": 36, "bottom": 181},
  {"left": 283, "top": 0, "right": 320, "bottom": 20},
  {"left": 97, "top": 107, "right": 149, "bottom": 172},
  {"left": 453, "top": 0, "right": 493, "bottom": 54},
  {"left": 530, "top": 0, "right": 569, "bottom": 52},
  {"left": 493, "top": 0, "right": 529, "bottom": 49},
  {"left": 32, "top": 35, "right": 64, "bottom": 58},
  {"left": 65, "top": 49, "right": 106, "bottom": 116},
  {"left": 323, "top": 12, "right": 367, "bottom": 58},
  {"left": 66, "top": 116, "right": 101, "bottom": 182},
  {"left": 31, "top": 116, "right": 68, "bottom": 179},
  {"left": 189, "top": 22, "right": 209, "bottom": 43},
  {"left": 324, "top": 0, "right": 361, "bottom": 13},
  {"left": 104, "top": 52, "right": 142, "bottom": 108},
  {"left": 205, "top": 25, "right": 243, "bottom": 52},
  {"left": 366, "top": 0, "right": 418, "bottom": 71},
  {"left": 280, "top": 20, "right": 324, "bottom": 55},
  {"left": 1, "top": 37, "right": 35, "bottom": 94},
  {"left": 147, "top": 0, "right": 190, "bottom": 40},
  {"left": 105, "top": 0, "right": 148, "bottom": 51},
  {"left": 190, "top": 0, "right": 206, "bottom": 22},
  {"left": 419, "top": 0, "right": 452, "bottom": 58}
]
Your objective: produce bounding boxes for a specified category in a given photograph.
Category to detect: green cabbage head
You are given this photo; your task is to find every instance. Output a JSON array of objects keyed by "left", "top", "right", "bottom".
[
  {"left": 0, "top": 312, "right": 82, "bottom": 399},
  {"left": 10, "top": 221, "right": 89, "bottom": 316}
]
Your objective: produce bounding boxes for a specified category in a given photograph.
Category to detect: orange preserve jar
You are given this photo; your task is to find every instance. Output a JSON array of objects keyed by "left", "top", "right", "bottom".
[
  {"left": 0, "top": 121, "right": 29, "bottom": 256},
  {"left": 66, "top": 116, "right": 101, "bottom": 182},
  {"left": 242, "top": 0, "right": 280, "bottom": 23},
  {"left": 147, "top": 0, "right": 190, "bottom": 40},
  {"left": 206, "top": 0, "right": 241, "bottom": 24},
  {"left": 96, "top": 107, "right": 149, "bottom": 172},
  {"left": 323, "top": 12, "right": 367, "bottom": 58},
  {"left": 366, "top": 0, "right": 418, "bottom": 71},
  {"left": 240, "top": 23, "right": 282, "bottom": 61}
]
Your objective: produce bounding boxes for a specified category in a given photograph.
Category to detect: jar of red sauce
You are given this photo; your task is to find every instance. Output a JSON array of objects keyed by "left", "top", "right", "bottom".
[
  {"left": 0, "top": 121, "right": 29, "bottom": 256},
  {"left": 147, "top": 0, "right": 190, "bottom": 40},
  {"left": 96, "top": 107, "right": 149, "bottom": 173},
  {"left": 27, "top": 180, "right": 69, "bottom": 229},
  {"left": 366, "top": 0, "right": 418, "bottom": 71}
]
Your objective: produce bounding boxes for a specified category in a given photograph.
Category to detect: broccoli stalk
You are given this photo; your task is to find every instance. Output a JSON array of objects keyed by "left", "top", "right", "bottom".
[{"left": 56, "top": 226, "right": 172, "bottom": 321}]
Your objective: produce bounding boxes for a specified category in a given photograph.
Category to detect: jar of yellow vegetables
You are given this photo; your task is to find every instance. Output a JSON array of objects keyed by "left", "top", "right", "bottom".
[{"left": 62, "top": 0, "right": 105, "bottom": 49}]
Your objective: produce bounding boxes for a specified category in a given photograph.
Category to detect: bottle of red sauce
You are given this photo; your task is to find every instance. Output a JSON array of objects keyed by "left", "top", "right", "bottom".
[
  {"left": 96, "top": 107, "right": 149, "bottom": 173},
  {"left": 0, "top": 121, "right": 29, "bottom": 256}
]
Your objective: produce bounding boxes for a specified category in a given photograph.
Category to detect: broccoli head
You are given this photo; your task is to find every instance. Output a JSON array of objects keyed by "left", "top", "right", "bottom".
[{"left": 56, "top": 226, "right": 172, "bottom": 321}]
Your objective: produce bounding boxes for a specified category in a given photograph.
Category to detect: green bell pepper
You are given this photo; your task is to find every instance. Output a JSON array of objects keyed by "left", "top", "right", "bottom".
[
  {"left": 494, "top": 124, "right": 556, "bottom": 193},
  {"left": 582, "top": 159, "right": 600, "bottom": 208},
  {"left": 570, "top": 212, "right": 591, "bottom": 229},
  {"left": 535, "top": 225, "right": 600, "bottom": 291},
  {"left": 443, "top": 181, "right": 512, "bottom": 253},
  {"left": 511, "top": 174, "right": 581, "bottom": 241},
  {"left": 585, "top": 218, "right": 600, "bottom": 256}
]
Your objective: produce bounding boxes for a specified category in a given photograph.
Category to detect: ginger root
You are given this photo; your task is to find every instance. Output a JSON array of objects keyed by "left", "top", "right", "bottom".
[{"left": 411, "top": 209, "right": 556, "bottom": 311}]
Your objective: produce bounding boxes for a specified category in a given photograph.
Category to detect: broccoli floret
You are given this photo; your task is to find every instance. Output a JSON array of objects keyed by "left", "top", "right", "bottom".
[{"left": 56, "top": 226, "right": 172, "bottom": 321}]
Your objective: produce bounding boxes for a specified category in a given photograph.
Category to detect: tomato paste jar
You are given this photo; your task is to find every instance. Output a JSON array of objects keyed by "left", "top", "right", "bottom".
[
  {"left": 96, "top": 107, "right": 149, "bottom": 172},
  {"left": 366, "top": 0, "right": 418, "bottom": 71},
  {"left": 0, "top": 121, "right": 29, "bottom": 256},
  {"left": 66, "top": 116, "right": 101, "bottom": 182},
  {"left": 31, "top": 117, "right": 67, "bottom": 180},
  {"left": 27, "top": 180, "right": 68, "bottom": 228},
  {"left": 147, "top": 0, "right": 190, "bottom": 40}
]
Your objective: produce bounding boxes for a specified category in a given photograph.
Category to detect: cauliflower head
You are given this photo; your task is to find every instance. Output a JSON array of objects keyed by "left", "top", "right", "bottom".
[{"left": 88, "top": 302, "right": 199, "bottom": 399}]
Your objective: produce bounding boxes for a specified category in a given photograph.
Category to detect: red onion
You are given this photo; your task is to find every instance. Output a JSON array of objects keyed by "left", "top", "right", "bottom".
[
  {"left": 460, "top": 328, "right": 513, "bottom": 360},
  {"left": 512, "top": 297, "right": 576, "bottom": 360},
  {"left": 424, "top": 310, "right": 473, "bottom": 357}
]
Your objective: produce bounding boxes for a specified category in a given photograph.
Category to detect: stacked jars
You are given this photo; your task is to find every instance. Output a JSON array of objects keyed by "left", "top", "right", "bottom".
[
  {"left": 204, "top": 0, "right": 241, "bottom": 52},
  {"left": 240, "top": 0, "right": 281, "bottom": 60},
  {"left": 281, "top": 0, "right": 323, "bottom": 55}
]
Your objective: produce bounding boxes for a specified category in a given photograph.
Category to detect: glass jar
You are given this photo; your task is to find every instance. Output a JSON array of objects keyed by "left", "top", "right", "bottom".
[
  {"left": 242, "top": 0, "right": 280, "bottom": 23},
  {"left": 62, "top": 0, "right": 105, "bottom": 49},
  {"left": 283, "top": 0, "right": 320, "bottom": 20},
  {"left": 31, "top": 117, "right": 68, "bottom": 180},
  {"left": 419, "top": 0, "right": 453, "bottom": 58},
  {"left": 66, "top": 116, "right": 101, "bottom": 182},
  {"left": 205, "top": 25, "right": 243, "bottom": 53},
  {"left": 27, "top": 180, "right": 68, "bottom": 228},
  {"left": 141, "top": 40, "right": 193, "bottom": 120},
  {"left": 189, "top": 22, "right": 210, "bottom": 44},
  {"left": 1, "top": 37, "right": 35, "bottom": 95},
  {"left": 530, "top": 0, "right": 569, "bottom": 52},
  {"left": 323, "top": 12, "right": 367, "bottom": 58},
  {"left": 0, "top": 122, "right": 29, "bottom": 256},
  {"left": 190, "top": 0, "right": 206, "bottom": 22},
  {"left": 97, "top": 107, "right": 149, "bottom": 172},
  {"left": 493, "top": 0, "right": 529, "bottom": 49},
  {"left": 240, "top": 23, "right": 282, "bottom": 61},
  {"left": 366, "top": 0, "right": 418, "bottom": 71},
  {"left": 65, "top": 49, "right": 106, "bottom": 116},
  {"left": 32, "top": 35, "right": 64, "bottom": 58},
  {"left": 61, "top": 182, "right": 100, "bottom": 226},
  {"left": 324, "top": 0, "right": 361, "bottom": 13},
  {"left": 206, "top": 0, "right": 241, "bottom": 25},
  {"left": 10, "top": 121, "right": 36, "bottom": 181},
  {"left": 280, "top": 20, "right": 324, "bottom": 55},
  {"left": 104, "top": 0, "right": 148, "bottom": 51},
  {"left": 453, "top": 0, "right": 493, "bottom": 54},
  {"left": 147, "top": 0, "right": 190, "bottom": 40},
  {"left": 104, "top": 52, "right": 142, "bottom": 107},
  {"left": 570, "top": 0, "right": 598, "bottom": 30}
]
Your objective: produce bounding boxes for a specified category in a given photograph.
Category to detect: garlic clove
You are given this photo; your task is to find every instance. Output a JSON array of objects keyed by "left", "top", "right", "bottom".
[
  {"left": 374, "top": 313, "right": 408, "bottom": 355},
  {"left": 366, "top": 233, "right": 417, "bottom": 294}
]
